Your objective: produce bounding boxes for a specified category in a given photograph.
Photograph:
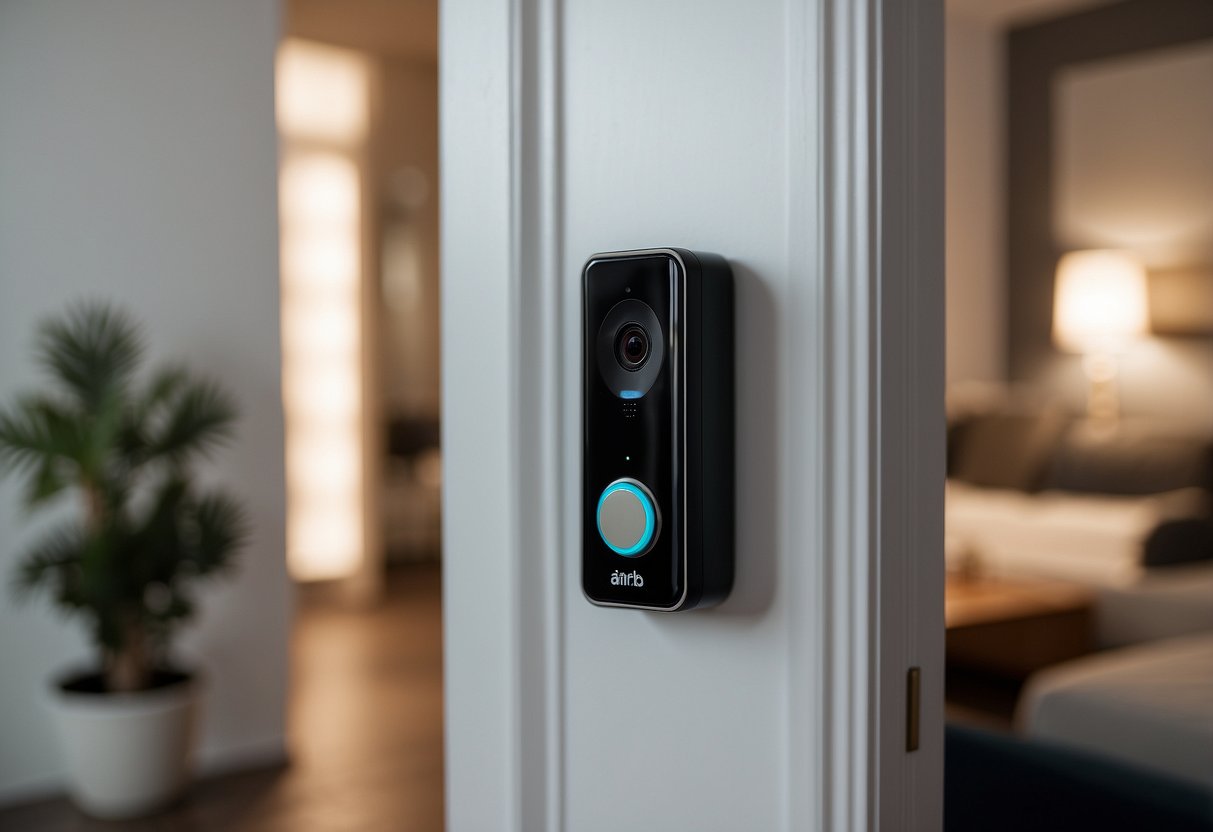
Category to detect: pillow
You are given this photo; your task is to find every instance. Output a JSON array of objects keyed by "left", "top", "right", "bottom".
[
  {"left": 1045, "top": 429, "right": 1213, "bottom": 496},
  {"left": 946, "top": 481, "right": 1209, "bottom": 584},
  {"left": 946, "top": 416, "right": 973, "bottom": 478},
  {"left": 950, "top": 410, "right": 1068, "bottom": 491},
  {"left": 1142, "top": 518, "right": 1213, "bottom": 568}
]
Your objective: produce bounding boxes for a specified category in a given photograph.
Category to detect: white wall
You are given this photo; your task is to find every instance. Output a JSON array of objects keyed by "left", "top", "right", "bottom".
[
  {"left": 442, "top": 0, "right": 944, "bottom": 828},
  {"left": 946, "top": 10, "right": 1007, "bottom": 384},
  {"left": 560, "top": 3, "right": 787, "bottom": 827},
  {"left": 0, "top": 1, "right": 289, "bottom": 803}
]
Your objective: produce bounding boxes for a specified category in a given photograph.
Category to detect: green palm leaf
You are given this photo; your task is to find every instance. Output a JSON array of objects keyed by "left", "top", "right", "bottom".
[
  {"left": 0, "top": 395, "right": 85, "bottom": 469},
  {"left": 187, "top": 491, "right": 248, "bottom": 576},
  {"left": 130, "top": 477, "right": 189, "bottom": 585},
  {"left": 146, "top": 378, "right": 237, "bottom": 466},
  {"left": 0, "top": 391, "right": 126, "bottom": 505},
  {"left": 119, "top": 367, "right": 187, "bottom": 463},
  {"left": 35, "top": 303, "right": 143, "bottom": 410},
  {"left": 12, "top": 524, "right": 88, "bottom": 607}
]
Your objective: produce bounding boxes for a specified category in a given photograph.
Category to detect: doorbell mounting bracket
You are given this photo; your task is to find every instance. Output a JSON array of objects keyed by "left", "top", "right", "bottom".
[{"left": 582, "top": 248, "right": 734, "bottom": 611}]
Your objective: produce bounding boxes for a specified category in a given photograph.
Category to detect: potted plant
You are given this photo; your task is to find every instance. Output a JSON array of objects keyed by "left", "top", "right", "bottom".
[{"left": 0, "top": 303, "right": 248, "bottom": 819}]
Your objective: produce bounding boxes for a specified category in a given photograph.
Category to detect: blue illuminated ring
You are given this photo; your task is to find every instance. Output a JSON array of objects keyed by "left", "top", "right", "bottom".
[{"left": 596, "top": 480, "right": 658, "bottom": 557}]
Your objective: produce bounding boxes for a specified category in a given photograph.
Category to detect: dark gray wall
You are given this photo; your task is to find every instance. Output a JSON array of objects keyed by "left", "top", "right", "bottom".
[{"left": 1007, "top": 0, "right": 1213, "bottom": 383}]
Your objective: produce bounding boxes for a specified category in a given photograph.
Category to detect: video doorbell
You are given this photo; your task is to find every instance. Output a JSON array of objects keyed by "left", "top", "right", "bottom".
[{"left": 582, "top": 248, "right": 734, "bottom": 611}]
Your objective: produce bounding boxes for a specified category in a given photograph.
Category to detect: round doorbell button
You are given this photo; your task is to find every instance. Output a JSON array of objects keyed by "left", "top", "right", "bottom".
[{"left": 596, "top": 478, "right": 660, "bottom": 557}]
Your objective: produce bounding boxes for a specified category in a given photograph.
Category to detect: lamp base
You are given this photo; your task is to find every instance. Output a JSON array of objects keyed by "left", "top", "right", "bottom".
[{"left": 1082, "top": 351, "right": 1120, "bottom": 432}]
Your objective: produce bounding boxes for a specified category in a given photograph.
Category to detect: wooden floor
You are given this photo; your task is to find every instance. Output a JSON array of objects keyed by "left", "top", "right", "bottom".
[{"left": 0, "top": 564, "right": 445, "bottom": 831}]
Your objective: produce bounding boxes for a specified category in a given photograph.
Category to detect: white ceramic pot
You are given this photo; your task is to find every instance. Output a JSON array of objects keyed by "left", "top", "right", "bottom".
[{"left": 47, "top": 672, "right": 201, "bottom": 819}]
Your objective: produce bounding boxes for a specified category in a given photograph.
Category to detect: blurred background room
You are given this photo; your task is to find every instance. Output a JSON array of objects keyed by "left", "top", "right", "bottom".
[
  {"left": 0, "top": 1, "right": 445, "bottom": 829},
  {"left": 944, "top": 0, "right": 1213, "bottom": 828}
]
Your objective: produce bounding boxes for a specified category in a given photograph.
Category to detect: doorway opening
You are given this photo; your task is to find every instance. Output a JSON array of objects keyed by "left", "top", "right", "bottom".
[
  {"left": 944, "top": 0, "right": 1213, "bottom": 827},
  {"left": 277, "top": 0, "right": 444, "bottom": 828}
]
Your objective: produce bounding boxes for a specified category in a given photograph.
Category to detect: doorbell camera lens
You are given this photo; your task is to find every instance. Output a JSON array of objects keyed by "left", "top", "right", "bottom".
[
  {"left": 595, "top": 300, "right": 664, "bottom": 399},
  {"left": 616, "top": 324, "right": 650, "bottom": 370}
]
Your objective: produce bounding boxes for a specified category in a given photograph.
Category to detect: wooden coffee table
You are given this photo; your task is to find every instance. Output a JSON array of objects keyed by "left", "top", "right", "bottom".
[{"left": 946, "top": 575, "right": 1096, "bottom": 677}]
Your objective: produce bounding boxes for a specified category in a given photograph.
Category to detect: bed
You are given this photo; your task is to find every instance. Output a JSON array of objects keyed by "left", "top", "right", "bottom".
[
  {"left": 1017, "top": 632, "right": 1213, "bottom": 792},
  {"left": 946, "top": 480, "right": 1213, "bottom": 647}
]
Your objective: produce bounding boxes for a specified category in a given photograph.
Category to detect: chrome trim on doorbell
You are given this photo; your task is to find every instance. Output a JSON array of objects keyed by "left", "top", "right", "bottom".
[{"left": 582, "top": 248, "right": 734, "bottom": 611}]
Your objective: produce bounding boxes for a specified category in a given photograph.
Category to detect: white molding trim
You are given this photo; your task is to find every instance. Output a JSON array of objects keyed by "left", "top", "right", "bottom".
[
  {"left": 441, "top": 0, "right": 565, "bottom": 828},
  {"left": 787, "top": 0, "right": 878, "bottom": 826},
  {"left": 787, "top": 0, "right": 944, "bottom": 828},
  {"left": 796, "top": 0, "right": 946, "bottom": 829},
  {"left": 512, "top": 0, "right": 565, "bottom": 829},
  {"left": 440, "top": 0, "right": 525, "bottom": 827},
  {"left": 443, "top": 0, "right": 943, "bottom": 828}
]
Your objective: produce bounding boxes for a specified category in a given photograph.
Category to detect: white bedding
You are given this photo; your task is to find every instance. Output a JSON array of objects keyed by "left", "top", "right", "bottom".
[
  {"left": 946, "top": 481, "right": 1213, "bottom": 646},
  {"left": 1018, "top": 633, "right": 1213, "bottom": 791}
]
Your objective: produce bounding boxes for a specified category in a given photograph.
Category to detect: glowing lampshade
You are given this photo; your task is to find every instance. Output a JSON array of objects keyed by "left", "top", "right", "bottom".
[{"left": 1053, "top": 250, "right": 1149, "bottom": 353}]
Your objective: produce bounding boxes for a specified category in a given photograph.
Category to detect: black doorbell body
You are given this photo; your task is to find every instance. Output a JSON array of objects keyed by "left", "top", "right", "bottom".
[{"left": 582, "top": 248, "right": 734, "bottom": 611}]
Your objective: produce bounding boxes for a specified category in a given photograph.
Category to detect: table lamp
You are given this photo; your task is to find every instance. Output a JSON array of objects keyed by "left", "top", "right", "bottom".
[{"left": 1052, "top": 249, "right": 1149, "bottom": 426}]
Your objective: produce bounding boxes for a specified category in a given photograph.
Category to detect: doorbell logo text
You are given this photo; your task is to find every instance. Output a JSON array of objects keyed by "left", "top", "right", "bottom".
[{"left": 610, "top": 570, "right": 644, "bottom": 588}]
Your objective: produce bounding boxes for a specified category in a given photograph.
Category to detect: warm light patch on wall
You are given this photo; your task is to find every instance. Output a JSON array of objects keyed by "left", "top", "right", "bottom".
[
  {"left": 277, "top": 41, "right": 369, "bottom": 144},
  {"left": 277, "top": 41, "right": 369, "bottom": 581}
]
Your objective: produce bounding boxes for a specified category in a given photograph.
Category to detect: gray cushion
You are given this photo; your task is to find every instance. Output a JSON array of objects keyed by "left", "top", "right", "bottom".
[
  {"left": 1045, "top": 430, "right": 1213, "bottom": 496},
  {"left": 950, "top": 410, "right": 1069, "bottom": 491},
  {"left": 1143, "top": 518, "right": 1213, "bottom": 568}
]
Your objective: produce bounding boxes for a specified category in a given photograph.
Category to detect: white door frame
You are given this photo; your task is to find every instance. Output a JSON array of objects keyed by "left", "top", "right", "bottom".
[{"left": 440, "top": 0, "right": 943, "bottom": 829}]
